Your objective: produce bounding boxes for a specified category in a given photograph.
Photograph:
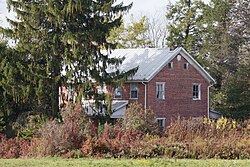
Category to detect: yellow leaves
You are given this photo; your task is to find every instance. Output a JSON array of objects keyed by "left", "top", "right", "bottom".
[{"left": 203, "top": 117, "right": 237, "bottom": 130}]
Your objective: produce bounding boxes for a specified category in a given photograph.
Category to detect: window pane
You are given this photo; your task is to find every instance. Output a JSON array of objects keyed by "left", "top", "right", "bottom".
[
  {"left": 130, "top": 83, "right": 138, "bottom": 98},
  {"left": 157, "top": 118, "right": 165, "bottom": 131},
  {"left": 156, "top": 83, "right": 165, "bottom": 99},
  {"left": 114, "top": 86, "right": 121, "bottom": 98},
  {"left": 192, "top": 84, "right": 200, "bottom": 99}
]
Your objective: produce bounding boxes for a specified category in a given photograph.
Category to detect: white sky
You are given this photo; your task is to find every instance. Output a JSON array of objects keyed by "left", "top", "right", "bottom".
[{"left": 0, "top": 0, "right": 170, "bottom": 27}]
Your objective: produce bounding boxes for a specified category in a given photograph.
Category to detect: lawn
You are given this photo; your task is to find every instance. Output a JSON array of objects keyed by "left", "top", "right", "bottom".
[{"left": 0, "top": 158, "right": 249, "bottom": 167}]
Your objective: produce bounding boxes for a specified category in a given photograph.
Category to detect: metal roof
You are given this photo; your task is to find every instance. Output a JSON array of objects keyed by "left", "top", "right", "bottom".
[
  {"left": 108, "top": 48, "right": 174, "bottom": 81},
  {"left": 107, "top": 47, "right": 215, "bottom": 84},
  {"left": 110, "top": 100, "right": 128, "bottom": 119}
]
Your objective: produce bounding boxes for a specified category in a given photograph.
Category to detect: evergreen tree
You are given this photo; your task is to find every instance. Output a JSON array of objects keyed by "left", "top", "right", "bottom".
[
  {"left": 166, "top": 0, "right": 250, "bottom": 119},
  {"left": 2, "top": 0, "right": 133, "bottom": 118},
  {"left": 166, "top": 0, "right": 206, "bottom": 56},
  {"left": 219, "top": 65, "right": 250, "bottom": 120}
]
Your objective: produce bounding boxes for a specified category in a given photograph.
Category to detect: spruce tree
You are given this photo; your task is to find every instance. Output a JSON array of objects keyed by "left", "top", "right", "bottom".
[
  {"left": 166, "top": 0, "right": 206, "bottom": 56},
  {"left": 2, "top": 0, "right": 133, "bottom": 118}
]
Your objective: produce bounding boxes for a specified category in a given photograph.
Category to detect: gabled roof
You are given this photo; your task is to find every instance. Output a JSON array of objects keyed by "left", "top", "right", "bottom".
[{"left": 108, "top": 47, "right": 215, "bottom": 84}]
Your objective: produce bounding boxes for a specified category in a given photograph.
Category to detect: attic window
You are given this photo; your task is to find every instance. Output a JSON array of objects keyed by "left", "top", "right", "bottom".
[
  {"left": 184, "top": 63, "right": 189, "bottom": 70},
  {"left": 168, "top": 62, "right": 173, "bottom": 69}
]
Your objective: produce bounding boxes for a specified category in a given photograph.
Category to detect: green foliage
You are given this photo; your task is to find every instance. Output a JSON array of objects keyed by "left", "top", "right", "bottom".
[
  {"left": 1, "top": 0, "right": 134, "bottom": 118},
  {"left": 166, "top": 0, "right": 206, "bottom": 56},
  {"left": 166, "top": 0, "right": 250, "bottom": 119},
  {"left": 123, "top": 102, "right": 158, "bottom": 134},
  {"left": 13, "top": 113, "right": 47, "bottom": 140},
  {"left": 108, "top": 16, "right": 151, "bottom": 48},
  {"left": 219, "top": 65, "right": 250, "bottom": 120}
]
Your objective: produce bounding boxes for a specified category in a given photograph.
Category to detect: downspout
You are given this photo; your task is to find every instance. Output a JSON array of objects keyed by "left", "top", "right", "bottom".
[
  {"left": 207, "top": 84, "right": 214, "bottom": 119},
  {"left": 141, "top": 82, "right": 147, "bottom": 114}
]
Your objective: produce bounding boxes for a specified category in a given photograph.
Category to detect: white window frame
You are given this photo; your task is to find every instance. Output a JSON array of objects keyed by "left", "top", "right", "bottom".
[
  {"left": 130, "top": 83, "right": 138, "bottom": 99},
  {"left": 156, "top": 82, "right": 165, "bottom": 100},
  {"left": 192, "top": 84, "right": 201, "bottom": 100},
  {"left": 156, "top": 118, "right": 166, "bottom": 130},
  {"left": 114, "top": 86, "right": 122, "bottom": 99},
  {"left": 184, "top": 63, "right": 189, "bottom": 70},
  {"left": 168, "top": 62, "right": 173, "bottom": 69}
]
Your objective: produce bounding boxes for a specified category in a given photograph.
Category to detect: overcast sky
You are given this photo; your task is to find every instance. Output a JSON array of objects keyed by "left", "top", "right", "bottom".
[{"left": 0, "top": 0, "right": 169, "bottom": 27}]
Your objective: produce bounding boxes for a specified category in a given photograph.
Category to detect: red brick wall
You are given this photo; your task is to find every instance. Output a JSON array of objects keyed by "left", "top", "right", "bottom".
[
  {"left": 109, "top": 54, "right": 209, "bottom": 125},
  {"left": 147, "top": 54, "right": 209, "bottom": 124},
  {"left": 109, "top": 83, "right": 146, "bottom": 106}
]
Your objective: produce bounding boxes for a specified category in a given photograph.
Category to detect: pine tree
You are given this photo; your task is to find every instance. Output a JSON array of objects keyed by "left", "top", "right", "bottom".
[
  {"left": 2, "top": 0, "right": 133, "bottom": 118},
  {"left": 166, "top": 0, "right": 250, "bottom": 119},
  {"left": 166, "top": 0, "right": 206, "bottom": 56}
]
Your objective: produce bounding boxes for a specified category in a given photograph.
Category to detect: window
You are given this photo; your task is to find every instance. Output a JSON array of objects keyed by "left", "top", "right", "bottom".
[
  {"left": 168, "top": 62, "right": 173, "bottom": 69},
  {"left": 192, "top": 84, "right": 201, "bottom": 100},
  {"left": 114, "top": 86, "right": 122, "bottom": 98},
  {"left": 130, "top": 83, "right": 138, "bottom": 99},
  {"left": 156, "top": 118, "right": 166, "bottom": 131},
  {"left": 184, "top": 63, "right": 189, "bottom": 70},
  {"left": 156, "top": 82, "right": 165, "bottom": 99}
]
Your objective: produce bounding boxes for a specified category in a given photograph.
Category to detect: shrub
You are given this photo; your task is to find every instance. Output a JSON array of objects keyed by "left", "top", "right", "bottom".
[
  {"left": 164, "top": 117, "right": 250, "bottom": 159},
  {"left": 28, "top": 104, "right": 89, "bottom": 157},
  {"left": 81, "top": 117, "right": 250, "bottom": 159},
  {"left": 0, "top": 134, "right": 30, "bottom": 158},
  {"left": 13, "top": 113, "right": 47, "bottom": 140},
  {"left": 123, "top": 103, "right": 158, "bottom": 134}
]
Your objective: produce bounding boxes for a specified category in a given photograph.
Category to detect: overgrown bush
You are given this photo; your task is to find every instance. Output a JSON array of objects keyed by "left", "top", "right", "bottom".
[
  {"left": 164, "top": 117, "right": 250, "bottom": 159},
  {"left": 81, "top": 117, "right": 250, "bottom": 159},
  {"left": 28, "top": 104, "right": 89, "bottom": 157},
  {"left": 123, "top": 103, "right": 158, "bottom": 134},
  {"left": 81, "top": 124, "right": 165, "bottom": 158},
  {"left": 13, "top": 113, "right": 47, "bottom": 140}
]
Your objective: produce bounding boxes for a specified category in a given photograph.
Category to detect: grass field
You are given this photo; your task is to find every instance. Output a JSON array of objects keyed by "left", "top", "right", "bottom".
[{"left": 0, "top": 158, "right": 249, "bottom": 167}]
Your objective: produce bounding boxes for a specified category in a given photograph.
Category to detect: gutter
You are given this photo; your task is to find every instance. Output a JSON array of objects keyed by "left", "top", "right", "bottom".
[
  {"left": 141, "top": 82, "right": 147, "bottom": 114},
  {"left": 207, "top": 83, "right": 214, "bottom": 119}
]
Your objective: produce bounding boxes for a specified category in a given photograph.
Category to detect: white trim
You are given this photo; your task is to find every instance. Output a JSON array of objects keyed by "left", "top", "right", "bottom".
[
  {"left": 207, "top": 84, "right": 213, "bottom": 118},
  {"left": 184, "top": 62, "right": 189, "bottom": 70},
  {"left": 142, "top": 82, "right": 147, "bottom": 112},
  {"left": 156, "top": 117, "right": 166, "bottom": 129},
  {"left": 168, "top": 62, "right": 173, "bottom": 69},
  {"left": 179, "top": 49, "right": 215, "bottom": 84},
  {"left": 146, "top": 47, "right": 215, "bottom": 85}
]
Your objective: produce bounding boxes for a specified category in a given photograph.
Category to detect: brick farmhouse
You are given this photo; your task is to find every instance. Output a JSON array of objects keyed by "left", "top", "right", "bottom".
[
  {"left": 107, "top": 47, "right": 215, "bottom": 128},
  {"left": 60, "top": 47, "right": 215, "bottom": 128}
]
